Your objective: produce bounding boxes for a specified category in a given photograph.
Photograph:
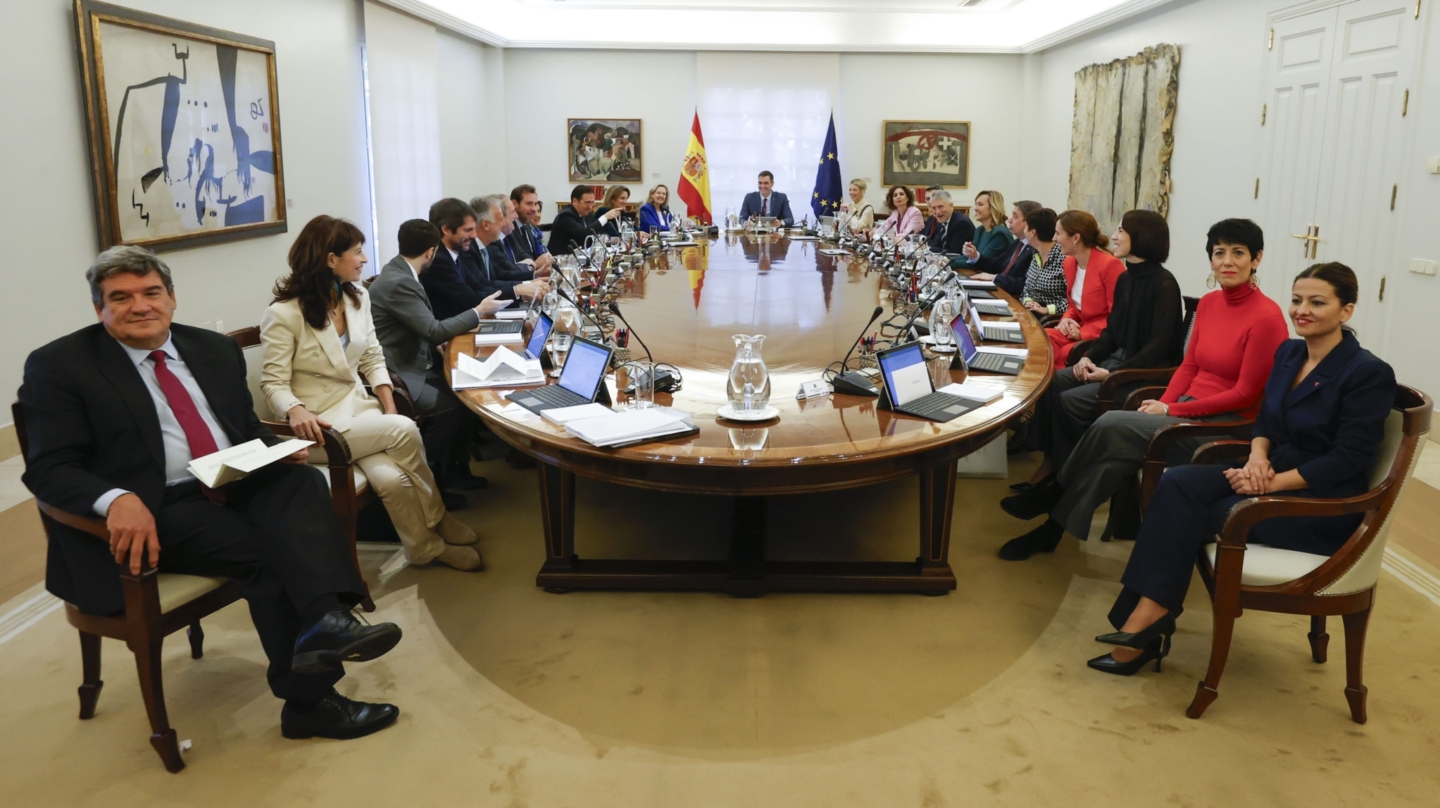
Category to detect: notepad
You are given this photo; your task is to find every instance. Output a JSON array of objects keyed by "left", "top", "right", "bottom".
[
  {"left": 937, "top": 382, "right": 1005, "bottom": 405},
  {"left": 187, "top": 439, "right": 314, "bottom": 488},
  {"left": 471, "top": 331, "right": 526, "bottom": 347},
  {"left": 541, "top": 402, "right": 614, "bottom": 426}
]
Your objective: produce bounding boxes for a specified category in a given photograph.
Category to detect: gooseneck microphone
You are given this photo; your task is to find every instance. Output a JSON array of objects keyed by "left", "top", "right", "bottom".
[
  {"left": 831, "top": 305, "right": 885, "bottom": 397},
  {"left": 607, "top": 302, "right": 679, "bottom": 392},
  {"left": 606, "top": 302, "right": 652, "bottom": 362}
]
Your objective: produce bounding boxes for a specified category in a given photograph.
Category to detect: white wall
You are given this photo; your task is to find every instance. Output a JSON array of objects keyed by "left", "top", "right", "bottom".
[
  {"left": 436, "top": 30, "right": 507, "bottom": 200},
  {"left": 0, "top": 0, "right": 372, "bottom": 406},
  {"left": 1025, "top": 0, "right": 1440, "bottom": 402}
]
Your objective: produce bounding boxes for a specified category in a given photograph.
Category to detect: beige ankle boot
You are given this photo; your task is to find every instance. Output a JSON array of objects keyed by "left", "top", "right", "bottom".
[
  {"left": 435, "top": 544, "right": 485, "bottom": 571},
  {"left": 436, "top": 514, "right": 479, "bottom": 546}
]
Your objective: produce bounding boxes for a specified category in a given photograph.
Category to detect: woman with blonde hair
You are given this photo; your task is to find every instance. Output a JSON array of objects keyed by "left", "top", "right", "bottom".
[
  {"left": 262, "top": 215, "right": 483, "bottom": 572},
  {"left": 638, "top": 184, "right": 676, "bottom": 233},
  {"left": 838, "top": 179, "right": 874, "bottom": 234},
  {"left": 969, "top": 190, "right": 1015, "bottom": 259}
]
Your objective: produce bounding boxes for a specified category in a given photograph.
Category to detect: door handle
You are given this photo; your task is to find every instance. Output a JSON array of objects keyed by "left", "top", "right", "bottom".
[{"left": 1290, "top": 225, "right": 1320, "bottom": 259}]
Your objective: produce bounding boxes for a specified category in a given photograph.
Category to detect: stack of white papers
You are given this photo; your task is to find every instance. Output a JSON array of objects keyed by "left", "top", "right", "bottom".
[
  {"left": 960, "top": 278, "right": 997, "bottom": 289},
  {"left": 564, "top": 407, "right": 696, "bottom": 448},
  {"left": 541, "top": 402, "right": 614, "bottom": 426},
  {"left": 472, "top": 330, "right": 525, "bottom": 346},
  {"left": 494, "top": 310, "right": 528, "bottom": 320},
  {"left": 937, "top": 382, "right": 1005, "bottom": 405},
  {"left": 188, "top": 439, "right": 314, "bottom": 487},
  {"left": 452, "top": 346, "right": 545, "bottom": 389}
]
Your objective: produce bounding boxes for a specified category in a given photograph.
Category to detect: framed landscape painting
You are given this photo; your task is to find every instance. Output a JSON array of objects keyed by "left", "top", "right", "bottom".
[
  {"left": 75, "top": 0, "right": 287, "bottom": 251},
  {"left": 881, "top": 121, "right": 970, "bottom": 189},
  {"left": 567, "top": 118, "right": 643, "bottom": 183}
]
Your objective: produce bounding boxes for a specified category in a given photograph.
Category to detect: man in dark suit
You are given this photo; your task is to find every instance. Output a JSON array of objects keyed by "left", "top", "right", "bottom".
[
  {"left": 470, "top": 195, "right": 545, "bottom": 288},
  {"left": 371, "top": 219, "right": 509, "bottom": 506},
  {"left": 506, "top": 184, "right": 554, "bottom": 272},
  {"left": 738, "top": 171, "right": 795, "bottom": 226},
  {"left": 422, "top": 198, "right": 546, "bottom": 320},
  {"left": 549, "top": 185, "right": 620, "bottom": 254},
  {"left": 920, "top": 189, "right": 975, "bottom": 256},
  {"left": 964, "top": 199, "right": 1043, "bottom": 297},
  {"left": 17, "top": 246, "right": 402, "bottom": 740}
]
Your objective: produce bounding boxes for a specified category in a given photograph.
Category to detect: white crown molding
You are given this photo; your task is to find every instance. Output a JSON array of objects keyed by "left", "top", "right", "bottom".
[
  {"left": 373, "top": 0, "right": 1183, "bottom": 54},
  {"left": 1021, "top": 0, "right": 1181, "bottom": 53}
]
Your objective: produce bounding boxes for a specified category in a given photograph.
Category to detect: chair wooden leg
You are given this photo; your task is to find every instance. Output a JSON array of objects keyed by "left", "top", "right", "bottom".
[
  {"left": 187, "top": 622, "right": 205, "bottom": 660},
  {"left": 1307, "top": 615, "right": 1329, "bottom": 664},
  {"left": 1342, "top": 607, "right": 1372, "bottom": 725},
  {"left": 78, "top": 631, "right": 103, "bottom": 720},
  {"left": 133, "top": 639, "right": 184, "bottom": 773},
  {"left": 1187, "top": 610, "right": 1238, "bottom": 720}
]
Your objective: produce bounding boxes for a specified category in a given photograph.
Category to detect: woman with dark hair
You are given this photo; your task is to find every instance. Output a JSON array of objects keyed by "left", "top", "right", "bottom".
[
  {"left": 596, "top": 185, "right": 633, "bottom": 238},
  {"left": 877, "top": 185, "right": 923, "bottom": 237},
  {"left": 1018, "top": 210, "right": 1185, "bottom": 486},
  {"left": 1089, "top": 262, "right": 1395, "bottom": 675},
  {"left": 261, "top": 216, "right": 483, "bottom": 572},
  {"left": 968, "top": 190, "right": 1014, "bottom": 259},
  {"left": 998, "top": 218, "right": 1289, "bottom": 561},
  {"left": 1018, "top": 208, "right": 1069, "bottom": 318},
  {"left": 1045, "top": 210, "right": 1128, "bottom": 369},
  {"left": 638, "top": 184, "right": 676, "bottom": 233}
]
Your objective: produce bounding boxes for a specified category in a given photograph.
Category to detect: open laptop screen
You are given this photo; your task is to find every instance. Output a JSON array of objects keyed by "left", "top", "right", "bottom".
[
  {"left": 526, "top": 313, "right": 553, "bottom": 360},
  {"left": 877, "top": 342, "right": 933, "bottom": 407},
  {"left": 952, "top": 313, "right": 979, "bottom": 363},
  {"left": 557, "top": 337, "right": 611, "bottom": 399}
]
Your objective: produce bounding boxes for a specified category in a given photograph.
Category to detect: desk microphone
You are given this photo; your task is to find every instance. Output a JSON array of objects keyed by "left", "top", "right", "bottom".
[
  {"left": 606, "top": 302, "right": 679, "bottom": 392},
  {"left": 831, "top": 305, "right": 885, "bottom": 397}
]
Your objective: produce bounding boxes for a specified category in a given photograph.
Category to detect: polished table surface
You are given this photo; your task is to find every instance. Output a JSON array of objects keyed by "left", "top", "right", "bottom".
[{"left": 448, "top": 233, "right": 1053, "bottom": 594}]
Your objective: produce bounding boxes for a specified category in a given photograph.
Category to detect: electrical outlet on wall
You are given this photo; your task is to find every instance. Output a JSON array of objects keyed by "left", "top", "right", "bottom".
[{"left": 1410, "top": 258, "right": 1438, "bottom": 276}]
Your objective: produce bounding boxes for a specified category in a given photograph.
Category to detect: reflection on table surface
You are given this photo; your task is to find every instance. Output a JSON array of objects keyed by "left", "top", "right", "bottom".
[{"left": 452, "top": 234, "right": 1052, "bottom": 466}]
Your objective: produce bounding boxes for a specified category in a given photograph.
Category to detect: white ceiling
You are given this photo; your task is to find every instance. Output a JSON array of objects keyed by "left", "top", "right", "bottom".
[{"left": 383, "top": 0, "right": 1181, "bottom": 53}]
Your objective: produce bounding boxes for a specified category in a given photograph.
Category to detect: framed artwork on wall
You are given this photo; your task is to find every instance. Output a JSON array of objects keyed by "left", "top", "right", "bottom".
[
  {"left": 567, "top": 119, "right": 643, "bottom": 183},
  {"left": 75, "top": 0, "right": 287, "bottom": 252},
  {"left": 881, "top": 121, "right": 970, "bottom": 189}
]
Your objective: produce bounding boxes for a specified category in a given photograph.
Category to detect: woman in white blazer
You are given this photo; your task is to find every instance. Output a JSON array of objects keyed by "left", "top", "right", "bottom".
[{"left": 261, "top": 216, "right": 482, "bottom": 571}]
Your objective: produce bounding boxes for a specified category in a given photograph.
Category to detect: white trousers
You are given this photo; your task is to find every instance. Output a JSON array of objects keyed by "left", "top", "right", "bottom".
[{"left": 313, "top": 399, "right": 447, "bottom": 564}]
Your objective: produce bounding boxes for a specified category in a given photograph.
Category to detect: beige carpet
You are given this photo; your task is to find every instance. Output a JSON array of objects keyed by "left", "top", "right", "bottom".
[{"left": 2, "top": 457, "right": 1439, "bottom": 806}]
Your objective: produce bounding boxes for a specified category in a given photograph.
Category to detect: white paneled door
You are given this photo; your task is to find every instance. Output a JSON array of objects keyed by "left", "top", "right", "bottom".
[{"left": 1257, "top": 0, "right": 1422, "bottom": 349}]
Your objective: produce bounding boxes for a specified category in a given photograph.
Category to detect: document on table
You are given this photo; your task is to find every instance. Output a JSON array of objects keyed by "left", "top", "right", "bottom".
[
  {"left": 452, "top": 347, "right": 545, "bottom": 389},
  {"left": 541, "top": 402, "right": 614, "bottom": 427},
  {"left": 937, "top": 382, "right": 1005, "bottom": 404},
  {"left": 188, "top": 439, "right": 314, "bottom": 488},
  {"left": 564, "top": 407, "right": 696, "bottom": 448}
]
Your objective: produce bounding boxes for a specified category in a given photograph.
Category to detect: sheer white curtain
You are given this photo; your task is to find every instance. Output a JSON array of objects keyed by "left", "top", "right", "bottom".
[
  {"left": 362, "top": 1, "right": 442, "bottom": 263},
  {"left": 695, "top": 53, "right": 838, "bottom": 225}
]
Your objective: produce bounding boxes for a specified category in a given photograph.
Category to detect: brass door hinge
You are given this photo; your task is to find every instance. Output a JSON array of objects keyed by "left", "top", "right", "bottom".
[
  {"left": 1262, "top": 103, "right": 1268, "bottom": 125},
  {"left": 1403, "top": 89, "right": 1409, "bottom": 116},
  {"left": 1391, "top": 184, "right": 1398, "bottom": 210},
  {"left": 1255, "top": 178, "right": 1261, "bottom": 199},
  {"left": 1416, "top": 0, "right": 1423, "bottom": 20},
  {"left": 1379, "top": 275, "right": 1387, "bottom": 302},
  {"left": 1268, "top": 28, "right": 1275, "bottom": 49}
]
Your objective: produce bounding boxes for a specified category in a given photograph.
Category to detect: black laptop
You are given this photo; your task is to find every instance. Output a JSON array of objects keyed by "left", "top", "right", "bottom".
[
  {"left": 876, "top": 342, "right": 984, "bottom": 423},
  {"left": 954, "top": 314, "right": 1025, "bottom": 375},
  {"left": 505, "top": 336, "right": 614, "bottom": 414}
]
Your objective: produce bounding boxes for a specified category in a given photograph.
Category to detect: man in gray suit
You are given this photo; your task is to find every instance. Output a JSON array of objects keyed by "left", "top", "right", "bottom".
[{"left": 369, "top": 219, "right": 506, "bottom": 506}]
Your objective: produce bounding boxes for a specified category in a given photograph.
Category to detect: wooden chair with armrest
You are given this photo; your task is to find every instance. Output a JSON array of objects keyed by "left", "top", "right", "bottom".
[
  {"left": 224, "top": 326, "right": 419, "bottom": 612},
  {"left": 10, "top": 403, "right": 243, "bottom": 774},
  {"left": 1177, "top": 384, "right": 1431, "bottom": 722}
]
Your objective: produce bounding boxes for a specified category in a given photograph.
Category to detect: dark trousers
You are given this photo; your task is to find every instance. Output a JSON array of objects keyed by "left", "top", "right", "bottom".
[
  {"left": 1107, "top": 463, "right": 1363, "bottom": 629},
  {"left": 413, "top": 367, "right": 464, "bottom": 483},
  {"left": 155, "top": 462, "right": 365, "bottom": 703},
  {"left": 1029, "top": 368, "right": 1148, "bottom": 471}
]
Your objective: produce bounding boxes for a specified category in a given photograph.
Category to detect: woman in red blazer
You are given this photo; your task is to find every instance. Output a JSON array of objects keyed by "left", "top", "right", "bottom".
[{"left": 1045, "top": 210, "right": 1127, "bottom": 369}]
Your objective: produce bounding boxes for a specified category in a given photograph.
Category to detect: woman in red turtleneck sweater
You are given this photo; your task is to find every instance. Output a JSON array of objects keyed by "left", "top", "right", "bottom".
[
  {"left": 1046, "top": 210, "right": 1128, "bottom": 369},
  {"left": 997, "top": 219, "right": 1289, "bottom": 561}
]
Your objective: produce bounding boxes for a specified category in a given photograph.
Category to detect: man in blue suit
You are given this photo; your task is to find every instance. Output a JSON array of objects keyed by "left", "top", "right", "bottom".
[{"left": 738, "top": 171, "right": 795, "bottom": 226}]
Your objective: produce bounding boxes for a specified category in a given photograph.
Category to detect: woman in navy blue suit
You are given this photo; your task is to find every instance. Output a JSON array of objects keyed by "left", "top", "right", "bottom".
[
  {"left": 1088, "top": 262, "right": 1397, "bottom": 675},
  {"left": 638, "top": 184, "right": 675, "bottom": 233}
]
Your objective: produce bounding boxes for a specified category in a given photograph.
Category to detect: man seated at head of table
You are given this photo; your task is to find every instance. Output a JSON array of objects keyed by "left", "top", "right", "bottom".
[
  {"left": 505, "top": 184, "right": 555, "bottom": 275},
  {"left": 738, "top": 170, "right": 795, "bottom": 227},
  {"left": 550, "top": 185, "right": 623, "bottom": 254},
  {"left": 920, "top": 189, "right": 975, "bottom": 258}
]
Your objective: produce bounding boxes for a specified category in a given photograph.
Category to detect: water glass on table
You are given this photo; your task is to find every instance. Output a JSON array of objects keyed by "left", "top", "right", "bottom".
[
  {"left": 622, "top": 360, "right": 656, "bottom": 409},
  {"left": 547, "top": 333, "right": 573, "bottom": 378}
]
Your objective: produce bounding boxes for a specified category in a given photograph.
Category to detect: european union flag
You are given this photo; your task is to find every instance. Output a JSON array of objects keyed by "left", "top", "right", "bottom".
[{"left": 811, "top": 113, "right": 843, "bottom": 222}]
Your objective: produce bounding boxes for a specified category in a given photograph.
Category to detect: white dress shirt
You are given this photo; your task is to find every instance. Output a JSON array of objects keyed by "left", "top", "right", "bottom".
[{"left": 93, "top": 334, "right": 234, "bottom": 515}]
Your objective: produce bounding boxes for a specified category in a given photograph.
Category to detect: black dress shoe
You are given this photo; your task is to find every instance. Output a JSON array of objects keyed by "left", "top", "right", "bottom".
[
  {"left": 281, "top": 691, "right": 399, "bottom": 740},
  {"left": 441, "top": 491, "right": 469, "bottom": 511},
  {"left": 1095, "top": 613, "right": 1177, "bottom": 650},
  {"left": 997, "top": 519, "right": 1064, "bottom": 561},
  {"left": 1087, "top": 635, "right": 1169, "bottom": 676},
  {"left": 1000, "top": 480, "right": 1063, "bottom": 520},
  {"left": 1008, "top": 481, "right": 1035, "bottom": 492},
  {"left": 292, "top": 610, "right": 403, "bottom": 674},
  {"left": 445, "top": 468, "right": 489, "bottom": 490}
]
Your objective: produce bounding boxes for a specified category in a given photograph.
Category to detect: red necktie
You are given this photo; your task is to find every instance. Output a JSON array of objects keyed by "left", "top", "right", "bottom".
[
  {"left": 1001, "top": 244, "right": 1025, "bottom": 276},
  {"left": 150, "top": 350, "right": 225, "bottom": 503}
]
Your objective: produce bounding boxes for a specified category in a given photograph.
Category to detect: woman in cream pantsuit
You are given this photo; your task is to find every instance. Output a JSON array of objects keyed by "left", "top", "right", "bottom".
[{"left": 261, "top": 215, "right": 483, "bottom": 572}]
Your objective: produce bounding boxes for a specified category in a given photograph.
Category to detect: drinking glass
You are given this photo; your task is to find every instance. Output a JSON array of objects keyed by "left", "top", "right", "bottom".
[
  {"left": 929, "top": 297, "right": 958, "bottom": 353},
  {"left": 546, "top": 333, "right": 573, "bottom": 378},
  {"left": 928, "top": 354, "right": 953, "bottom": 390},
  {"left": 622, "top": 360, "right": 656, "bottom": 409}
]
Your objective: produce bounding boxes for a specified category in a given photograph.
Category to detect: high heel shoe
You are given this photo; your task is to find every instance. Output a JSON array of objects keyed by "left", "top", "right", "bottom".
[
  {"left": 1095, "top": 613, "right": 1176, "bottom": 650},
  {"left": 1087, "top": 635, "right": 1170, "bottom": 676}
]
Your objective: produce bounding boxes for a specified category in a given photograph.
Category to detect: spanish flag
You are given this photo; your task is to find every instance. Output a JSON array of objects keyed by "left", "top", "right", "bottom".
[{"left": 677, "top": 111, "right": 712, "bottom": 225}]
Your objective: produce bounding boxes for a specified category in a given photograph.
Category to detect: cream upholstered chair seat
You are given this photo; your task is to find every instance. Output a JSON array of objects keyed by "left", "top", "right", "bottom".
[
  {"left": 1203, "top": 544, "right": 1329, "bottom": 587},
  {"left": 156, "top": 574, "right": 232, "bottom": 614},
  {"left": 322, "top": 465, "right": 370, "bottom": 495}
]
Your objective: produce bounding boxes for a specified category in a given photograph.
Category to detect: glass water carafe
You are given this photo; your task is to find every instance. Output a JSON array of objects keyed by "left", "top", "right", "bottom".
[{"left": 726, "top": 334, "right": 771, "bottom": 412}]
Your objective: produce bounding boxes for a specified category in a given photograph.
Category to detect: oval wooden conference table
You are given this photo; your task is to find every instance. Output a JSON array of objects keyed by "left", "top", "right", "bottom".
[{"left": 447, "top": 233, "right": 1052, "bottom": 596}]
